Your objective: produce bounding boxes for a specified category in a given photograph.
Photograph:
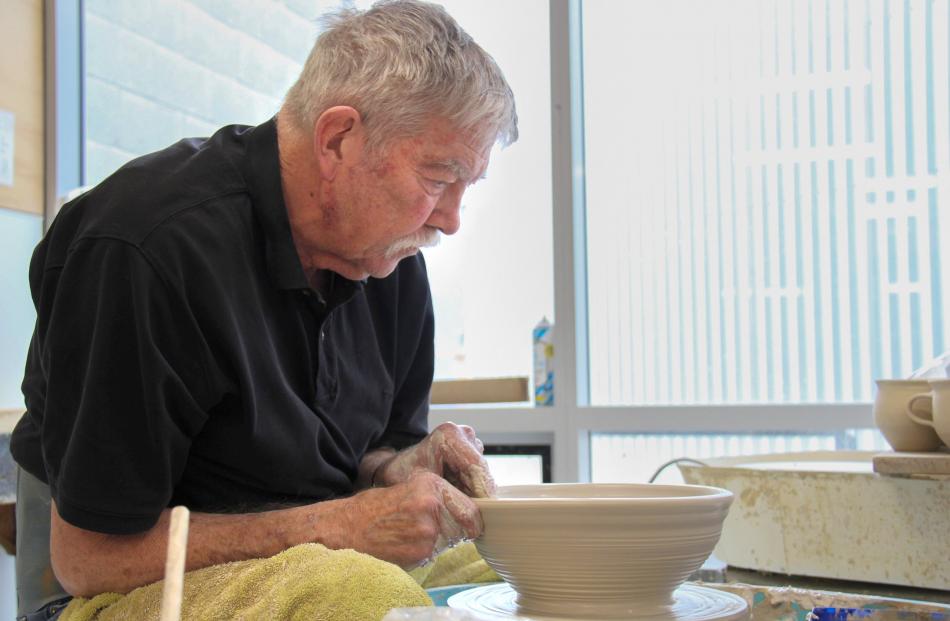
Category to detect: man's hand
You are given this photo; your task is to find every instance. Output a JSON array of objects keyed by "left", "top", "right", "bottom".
[
  {"left": 336, "top": 470, "right": 482, "bottom": 568},
  {"left": 50, "top": 424, "right": 495, "bottom": 595},
  {"left": 341, "top": 422, "right": 495, "bottom": 567},
  {"left": 50, "top": 468, "right": 483, "bottom": 596},
  {"left": 372, "top": 422, "right": 496, "bottom": 498}
]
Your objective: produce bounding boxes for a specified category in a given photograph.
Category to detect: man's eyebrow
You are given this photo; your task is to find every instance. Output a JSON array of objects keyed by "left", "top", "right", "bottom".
[{"left": 423, "top": 159, "right": 470, "bottom": 179}]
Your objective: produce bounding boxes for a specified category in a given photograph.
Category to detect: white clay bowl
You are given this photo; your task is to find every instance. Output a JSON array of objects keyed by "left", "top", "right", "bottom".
[{"left": 473, "top": 483, "right": 734, "bottom": 619}]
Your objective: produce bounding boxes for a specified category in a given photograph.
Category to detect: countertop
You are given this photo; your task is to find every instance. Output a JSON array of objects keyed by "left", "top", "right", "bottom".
[{"left": 724, "top": 566, "right": 950, "bottom": 606}]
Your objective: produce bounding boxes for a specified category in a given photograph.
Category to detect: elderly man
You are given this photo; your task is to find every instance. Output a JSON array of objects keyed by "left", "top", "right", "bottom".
[{"left": 10, "top": 0, "right": 516, "bottom": 616}]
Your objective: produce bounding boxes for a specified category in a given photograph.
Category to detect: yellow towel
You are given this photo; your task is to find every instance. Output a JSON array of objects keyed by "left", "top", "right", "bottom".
[
  {"left": 409, "top": 543, "right": 500, "bottom": 589},
  {"left": 59, "top": 543, "right": 432, "bottom": 621}
]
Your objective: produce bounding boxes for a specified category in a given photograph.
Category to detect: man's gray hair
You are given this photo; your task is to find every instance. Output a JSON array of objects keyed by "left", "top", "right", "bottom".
[{"left": 283, "top": 0, "right": 518, "bottom": 153}]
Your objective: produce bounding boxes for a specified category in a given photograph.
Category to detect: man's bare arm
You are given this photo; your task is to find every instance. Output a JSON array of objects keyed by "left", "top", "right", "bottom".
[
  {"left": 50, "top": 470, "right": 481, "bottom": 597},
  {"left": 51, "top": 423, "right": 494, "bottom": 597},
  {"left": 49, "top": 498, "right": 346, "bottom": 597}
]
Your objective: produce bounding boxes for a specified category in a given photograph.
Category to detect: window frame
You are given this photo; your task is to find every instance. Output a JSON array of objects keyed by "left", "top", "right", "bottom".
[
  {"left": 46, "top": 0, "right": 84, "bottom": 226},
  {"left": 48, "top": 0, "right": 878, "bottom": 485},
  {"left": 434, "top": 0, "right": 875, "bottom": 483}
]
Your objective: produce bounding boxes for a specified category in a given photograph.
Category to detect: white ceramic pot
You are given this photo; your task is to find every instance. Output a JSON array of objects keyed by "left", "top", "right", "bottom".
[{"left": 473, "top": 483, "right": 734, "bottom": 619}]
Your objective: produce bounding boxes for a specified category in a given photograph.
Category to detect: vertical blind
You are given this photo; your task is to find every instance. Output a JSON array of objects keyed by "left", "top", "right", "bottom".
[{"left": 584, "top": 0, "right": 950, "bottom": 405}]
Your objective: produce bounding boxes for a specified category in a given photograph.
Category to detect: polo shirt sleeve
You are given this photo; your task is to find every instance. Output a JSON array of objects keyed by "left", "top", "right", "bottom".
[
  {"left": 378, "top": 255, "right": 434, "bottom": 451},
  {"left": 36, "top": 237, "right": 215, "bottom": 534}
]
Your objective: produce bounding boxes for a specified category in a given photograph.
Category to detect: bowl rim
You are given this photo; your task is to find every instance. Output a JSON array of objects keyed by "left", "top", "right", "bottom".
[{"left": 474, "top": 482, "right": 733, "bottom": 507}]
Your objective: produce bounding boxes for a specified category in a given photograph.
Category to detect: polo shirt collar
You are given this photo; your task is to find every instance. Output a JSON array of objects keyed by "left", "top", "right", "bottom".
[
  {"left": 243, "top": 117, "right": 309, "bottom": 291},
  {"left": 244, "top": 118, "right": 367, "bottom": 303}
]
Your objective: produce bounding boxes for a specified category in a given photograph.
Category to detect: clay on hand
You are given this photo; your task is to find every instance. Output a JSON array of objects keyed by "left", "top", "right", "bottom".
[
  {"left": 341, "top": 470, "right": 483, "bottom": 569},
  {"left": 373, "top": 422, "right": 497, "bottom": 499}
]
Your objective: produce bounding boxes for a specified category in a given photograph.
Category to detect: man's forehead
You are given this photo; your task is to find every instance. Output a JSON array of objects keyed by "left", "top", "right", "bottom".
[
  {"left": 409, "top": 121, "right": 492, "bottom": 167},
  {"left": 419, "top": 138, "right": 492, "bottom": 178}
]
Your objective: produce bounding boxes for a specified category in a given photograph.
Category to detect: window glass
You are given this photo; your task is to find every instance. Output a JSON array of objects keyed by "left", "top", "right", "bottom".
[
  {"left": 83, "top": 0, "right": 327, "bottom": 185},
  {"left": 84, "top": 0, "right": 553, "bottom": 385},
  {"left": 484, "top": 454, "right": 546, "bottom": 486},
  {"left": 0, "top": 209, "right": 42, "bottom": 409},
  {"left": 589, "top": 431, "right": 888, "bottom": 484},
  {"left": 582, "top": 0, "right": 950, "bottom": 405},
  {"left": 410, "top": 0, "right": 554, "bottom": 382}
]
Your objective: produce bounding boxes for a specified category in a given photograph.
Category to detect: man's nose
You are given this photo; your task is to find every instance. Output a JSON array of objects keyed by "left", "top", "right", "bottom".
[{"left": 427, "top": 186, "right": 463, "bottom": 236}]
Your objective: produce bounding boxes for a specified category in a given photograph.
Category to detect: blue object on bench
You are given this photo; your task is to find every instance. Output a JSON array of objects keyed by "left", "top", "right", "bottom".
[{"left": 811, "top": 609, "right": 948, "bottom": 620}]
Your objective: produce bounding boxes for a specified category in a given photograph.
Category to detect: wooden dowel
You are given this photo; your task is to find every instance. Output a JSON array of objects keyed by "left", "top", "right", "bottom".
[{"left": 159, "top": 506, "right": 190, "bottom": 621}]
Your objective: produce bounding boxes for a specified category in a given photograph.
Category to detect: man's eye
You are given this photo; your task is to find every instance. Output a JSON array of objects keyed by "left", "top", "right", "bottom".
[{"left": 427, "top": 179, "right": 450, "bottom": 190}]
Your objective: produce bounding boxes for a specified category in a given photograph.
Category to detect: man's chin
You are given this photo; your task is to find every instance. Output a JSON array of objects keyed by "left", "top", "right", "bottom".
[
  {"left": 360, "top": 259, "right": 402, "bottom": 280},
  {"left": 325, "top": 246, "right": 419, "bottom": 281}
]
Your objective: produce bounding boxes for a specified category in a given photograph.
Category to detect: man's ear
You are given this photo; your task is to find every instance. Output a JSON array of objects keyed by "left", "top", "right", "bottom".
[{"left": 313, "top": 106, "right": 365, "bottom": 180}]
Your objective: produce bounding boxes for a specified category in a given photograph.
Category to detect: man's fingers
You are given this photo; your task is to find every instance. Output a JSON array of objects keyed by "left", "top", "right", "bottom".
[
  {"left": 458, "top": 424, "right": 478, "bottom": 443},
  {"left": 435, "top": 423, "right": 485, "bottom": 469},
  {"left": 377, "top": 423, "right": 495, "bottom": 498},
  {"left": 438, "top": 478, "right": 483, "bottom": 543},
  {"left": 433, "top": 423, "right": 496, "bottom": 497},
  {"left": 460, "top": 425, "right": 485, "bottom": 454},
  {"left": 460, "top": 460, "right": 496, "bottom": 498}
]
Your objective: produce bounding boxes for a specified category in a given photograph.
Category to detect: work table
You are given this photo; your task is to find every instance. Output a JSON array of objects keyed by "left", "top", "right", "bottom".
[{"left": 725, "top": 566, "right": 950, "bottom": 607}]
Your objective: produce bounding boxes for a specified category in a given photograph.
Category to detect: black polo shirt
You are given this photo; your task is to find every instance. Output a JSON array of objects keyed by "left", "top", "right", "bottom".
[{"left": 11, "top": 119, "right": 434, "bottom": 535}]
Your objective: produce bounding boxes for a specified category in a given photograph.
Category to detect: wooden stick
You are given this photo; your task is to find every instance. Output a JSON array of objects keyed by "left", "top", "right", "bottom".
[{"left": 159, "top": 506, "right": 190, "bottom": 621}]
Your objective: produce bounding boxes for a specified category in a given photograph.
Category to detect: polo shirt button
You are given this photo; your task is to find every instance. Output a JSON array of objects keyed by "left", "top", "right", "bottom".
[{"left": 320, "top": 330, "right": 325, "bottom": 342}]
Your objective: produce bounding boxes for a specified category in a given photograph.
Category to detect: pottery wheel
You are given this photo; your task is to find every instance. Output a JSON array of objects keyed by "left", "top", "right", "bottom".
[{"left": 447, "top": 583, "right": 750, "bottom": 621}]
